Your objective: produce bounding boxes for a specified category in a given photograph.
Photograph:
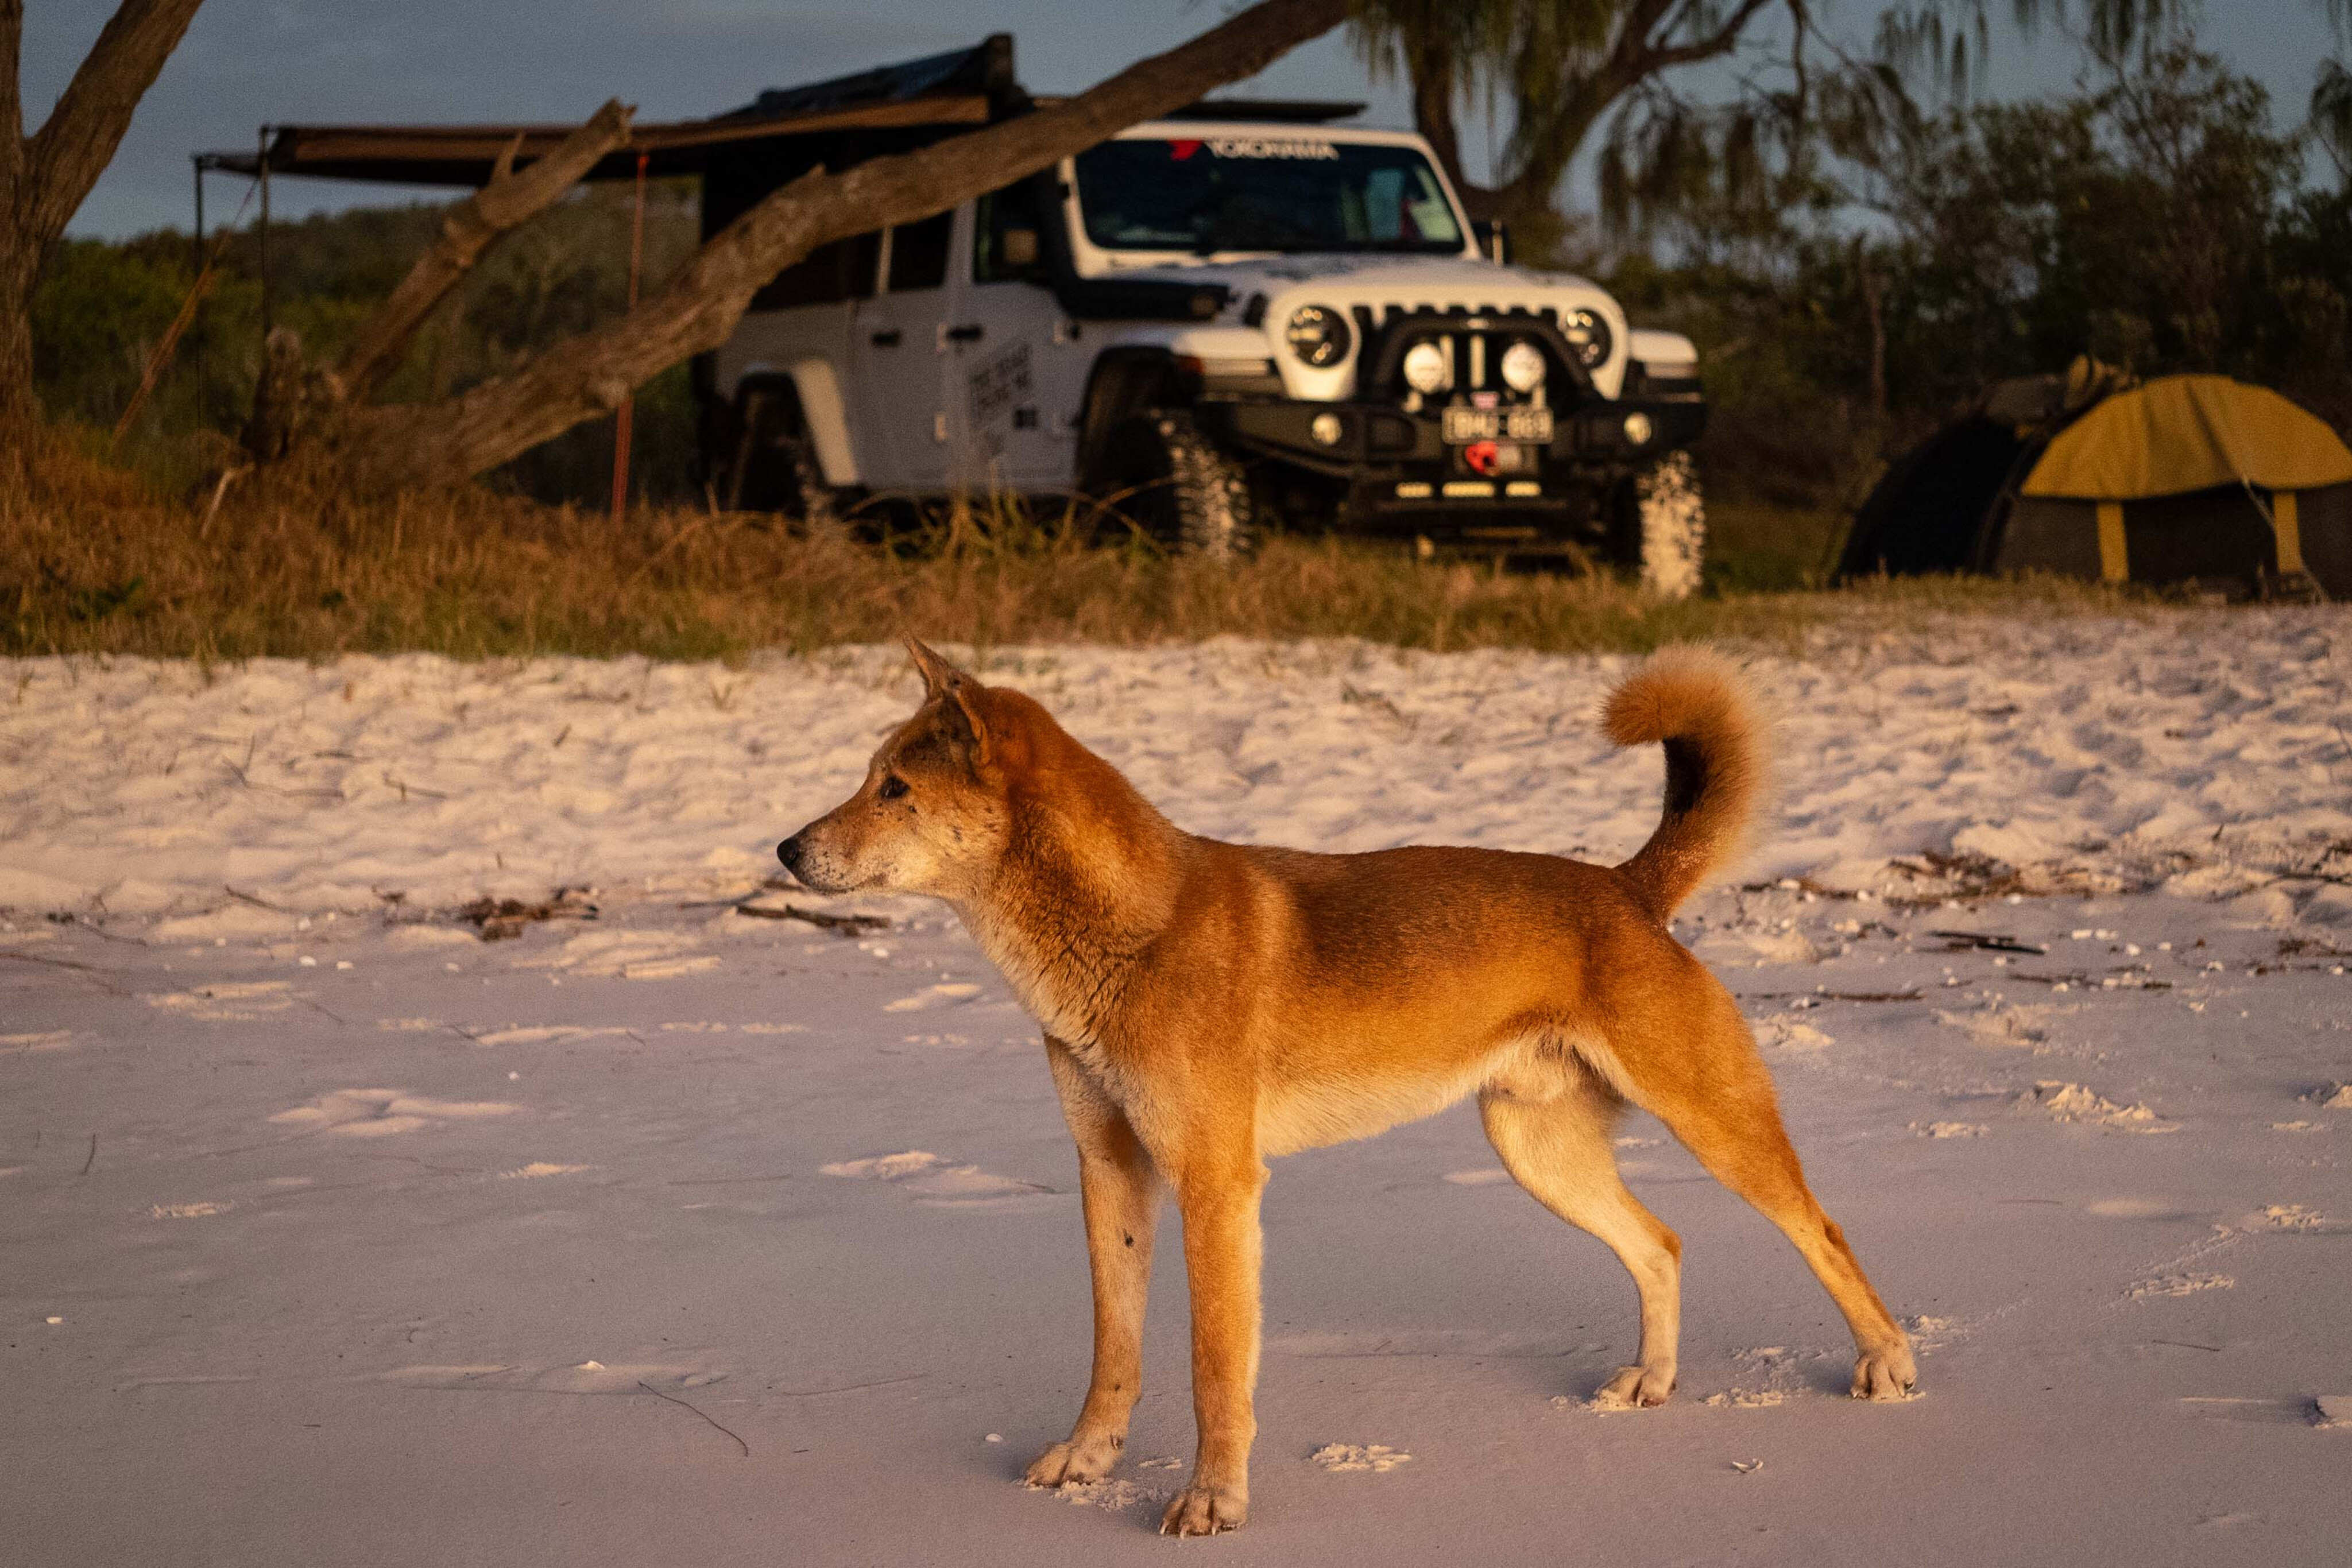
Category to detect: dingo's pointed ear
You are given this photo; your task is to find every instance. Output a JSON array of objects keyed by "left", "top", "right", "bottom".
[
  {"left": 905, "top": 637, "right": 966, "bottom": 696},
  {"left": 935, "top": 682, "right": 993, "bottom": 767}
]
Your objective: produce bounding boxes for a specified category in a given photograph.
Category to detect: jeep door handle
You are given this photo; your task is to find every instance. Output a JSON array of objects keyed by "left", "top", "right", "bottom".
[
  {"left": 944, "top": 323, "right": 985, "bottom": 343},
  {"left": 868, "top": 329, "right": 902, "bottom": 347}
]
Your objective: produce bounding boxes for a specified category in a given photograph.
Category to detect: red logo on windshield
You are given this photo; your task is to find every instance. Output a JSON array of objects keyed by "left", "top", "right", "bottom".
[{"left": 1170, "top": 140, "right": 1202, "bottom": 161}]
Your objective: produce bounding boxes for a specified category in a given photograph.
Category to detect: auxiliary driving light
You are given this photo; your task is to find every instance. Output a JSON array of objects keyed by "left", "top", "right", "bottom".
[
  {"left": 1310, "top": 412, "right": 1345, "bottom": 446},
  {"left": 1499, "top": 340, "right": 1546, "bottom": 393},
  {"left": 1402, "top": 340, "right": 1449, "bottom": 393},
  {"left": 1622, "top": 411, "right": 1655, "bottom": 445}
]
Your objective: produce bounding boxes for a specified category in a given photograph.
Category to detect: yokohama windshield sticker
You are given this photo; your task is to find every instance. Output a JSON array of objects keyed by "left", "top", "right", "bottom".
[{"left": 1199, "top": 137, "right": 1341, "bottom": 160}]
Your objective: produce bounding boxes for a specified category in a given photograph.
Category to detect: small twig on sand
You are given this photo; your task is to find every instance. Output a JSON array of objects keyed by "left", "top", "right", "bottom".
[
  {"left": 773, "top": 1373, "right": 926, "bottom": 1398},
  {"left": 1740, "top": 988, "right": 1925, "bottom": 1004},
  {"left": 297, "top": 996, "right": 350, "bottom": 1027},
  {"left": 732, "top": 903, "right": 888, "bottom": 935},
  {"left": 1931, "top": 930, "right": 2048, "bottom": 955},
  {"left": 225, "top": 884, "right": 284, "bottom": 911},
  {"left": 0, "top": 950, "right": 132, "bottom": 995},
  {"left": 636, "top": 1380, "right": 750, "bottom": 1458},
  {"left": 382, "top": 773, "right": 451, "bottom": 802},
  {"left": 79, "top": 1133, "right": 98, "bottom": 1176},
  {"left": 50, "top": 913, "right": 146, "bottom": 946}
]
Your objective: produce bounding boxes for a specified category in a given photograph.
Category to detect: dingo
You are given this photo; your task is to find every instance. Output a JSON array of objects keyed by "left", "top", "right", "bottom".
[{"left": 778, "top": 641, "right": 1914, "bottom": 1536}]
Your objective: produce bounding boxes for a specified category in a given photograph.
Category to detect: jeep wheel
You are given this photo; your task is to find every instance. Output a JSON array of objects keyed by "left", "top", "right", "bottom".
[
  {"left": 1096, "top": 412, "right": 1256, "bottom": 562},
  {"left": 725, "top": 385, "right": 839, "bottom": 529},
  {"left": 1607, "top": 450, "right": 1706, "bottom": 599}
]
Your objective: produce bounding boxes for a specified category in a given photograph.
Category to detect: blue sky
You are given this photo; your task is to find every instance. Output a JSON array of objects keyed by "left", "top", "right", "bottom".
[{"left": 20, "top": 0, "right": 2346, "bottom": 239}]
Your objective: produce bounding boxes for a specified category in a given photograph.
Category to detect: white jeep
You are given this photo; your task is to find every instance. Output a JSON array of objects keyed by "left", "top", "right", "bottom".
[{"left": 701, "top": 110, "right": 1708, "bottom": 594}]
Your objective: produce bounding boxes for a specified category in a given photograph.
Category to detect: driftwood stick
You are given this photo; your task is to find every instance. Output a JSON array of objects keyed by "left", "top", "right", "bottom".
[
  {"left": 636, "top": 1379, "right": 751, "bottom": 1458},
  {"left": 732, "top": 902, "right": 889, "bottom": 935}
]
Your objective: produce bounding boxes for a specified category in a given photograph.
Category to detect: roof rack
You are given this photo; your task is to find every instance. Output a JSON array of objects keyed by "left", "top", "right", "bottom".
[
  {"left": 1158, "top": 99, "right": 1366, "bottom": 124},
  {"left": 724, "top": 34, "right": 1018, "bottom": 124}
]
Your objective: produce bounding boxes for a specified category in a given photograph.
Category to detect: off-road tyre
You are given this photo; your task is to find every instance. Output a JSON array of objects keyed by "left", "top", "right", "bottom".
[
  {"left": 1096, "top": 411, "right": 1257, "bottom": 562},
  {"left": 1608, "top": 450, "right": 1705, "bottom": 599}
]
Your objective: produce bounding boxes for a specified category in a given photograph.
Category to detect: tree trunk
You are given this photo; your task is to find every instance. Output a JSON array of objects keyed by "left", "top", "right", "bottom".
[
  {"left": 334, "top": 0, "right": 1359, "bottom": 490},
  {"left": 1370, "top": 0, "right": 1786, "bottom": 259},
  {"left": 1, "top": 0, "right": 210, "bottom": 456},
  {"left": 0, "top": 249, "right": 36, "bottom": 452},
  {"left": 1854, "top": 235, "right": 1887, "bottom": 428}
]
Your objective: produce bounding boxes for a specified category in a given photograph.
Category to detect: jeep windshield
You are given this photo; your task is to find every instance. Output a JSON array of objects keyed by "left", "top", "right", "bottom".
[{"left": 1073, "top": 136, "right": 1467, "bottom": 255}]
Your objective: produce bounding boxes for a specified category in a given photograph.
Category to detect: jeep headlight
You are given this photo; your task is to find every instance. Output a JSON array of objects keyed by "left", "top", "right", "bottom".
[
  {"left": 1560, "top": 308, "right": 1612, "bottom": 370},
  {"left": 1401, "top": 340, "right": 1448, "bottom": 393},
  {"left": 1499, "top": 339, "right": 1546, "bottom": 393},
  {"left": 1283, "top": 304, "right": 1353, "bottom": 369}
]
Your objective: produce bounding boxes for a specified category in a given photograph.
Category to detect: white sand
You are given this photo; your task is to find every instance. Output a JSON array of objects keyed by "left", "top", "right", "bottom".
[
  {"left": 6, "top": 613, "right": 2350, "bottom": 920},
  {"left": 5, "top": 614, "right": 2351, "bottom": 1563}
]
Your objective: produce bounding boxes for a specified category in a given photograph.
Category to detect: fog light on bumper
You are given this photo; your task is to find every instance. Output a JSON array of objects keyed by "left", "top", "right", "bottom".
[
  {"left": 1622, "top": 411, "right": 1655, "bottom": 445},
  {"left": 1310, "top": 412, "right": 1345, "bottom": 446}
]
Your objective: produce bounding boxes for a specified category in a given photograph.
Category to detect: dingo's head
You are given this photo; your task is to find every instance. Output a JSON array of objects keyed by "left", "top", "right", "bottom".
[{"left": 776, "top": 640, "right": 1017, "bottom": 899}]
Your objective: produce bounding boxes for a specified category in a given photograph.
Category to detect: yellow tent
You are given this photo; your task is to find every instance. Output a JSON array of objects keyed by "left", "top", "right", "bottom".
[{"left": 1990, "top": 377, "right": 2352, "bottom": 593}]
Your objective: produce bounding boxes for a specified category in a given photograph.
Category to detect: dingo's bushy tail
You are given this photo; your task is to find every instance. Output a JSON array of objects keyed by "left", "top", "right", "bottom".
[{"left": 1601, "top": 648, "right": 1767, "bottom": 919}]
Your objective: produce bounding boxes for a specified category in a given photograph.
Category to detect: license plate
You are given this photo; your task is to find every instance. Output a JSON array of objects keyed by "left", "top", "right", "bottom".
[{"left": 1441, "top": 406, "right": 1553, "bottom": 444}]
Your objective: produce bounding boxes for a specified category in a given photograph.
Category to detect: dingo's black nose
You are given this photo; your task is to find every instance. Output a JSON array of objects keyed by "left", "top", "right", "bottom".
[{"left": 776, "top": 834, "right": 804, "bottom": 873}]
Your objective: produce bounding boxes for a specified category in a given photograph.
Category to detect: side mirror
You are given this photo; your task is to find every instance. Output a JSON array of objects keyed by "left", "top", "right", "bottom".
[
  {"left": 1473, "top": 218, "right": 1511, "bottom": 265},
  {"left": 1000, "top": 226, "right": 1040, "bottom": 270}
]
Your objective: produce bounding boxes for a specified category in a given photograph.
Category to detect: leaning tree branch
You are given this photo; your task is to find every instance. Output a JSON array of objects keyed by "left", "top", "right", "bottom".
[
  {"left": 1499, "top": 0, "right": 1782, "bottom": 212},
  {"left": 341, "top": 0, "right": 1360, "bottom": 489},
  {"left": 24, "top": 0, "right": 206, "bottom": 242},
  {"left": 2, "top": 0, "right": 25, "bottom": 161},
  {"left": 334, "top": 99, "right": 635, "bottom": 404},
  {"left": 1635, "top": 0, "right": 1782, "bottom": 76}
]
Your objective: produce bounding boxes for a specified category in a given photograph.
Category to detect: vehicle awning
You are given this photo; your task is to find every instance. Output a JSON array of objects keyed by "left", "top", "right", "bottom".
[{"left": 195, "top": 36, "right": 1016, "bottom": 187}]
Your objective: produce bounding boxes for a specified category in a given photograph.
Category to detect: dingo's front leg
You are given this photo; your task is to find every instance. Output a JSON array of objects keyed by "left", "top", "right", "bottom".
[
  {"left": 1159, "top": 1146, "right": 1266, "bottom": 1536},
  {"left": 1027, "top": 1039, "right": 1160, "bottom": 1489}
]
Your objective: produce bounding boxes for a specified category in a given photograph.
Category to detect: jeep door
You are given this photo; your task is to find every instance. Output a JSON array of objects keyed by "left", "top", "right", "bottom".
[
  {"left": 947, "top": 179, "right": 1088, "bottom": 491},
  {"left": 850, "top": 209, "right": 958, "bottom": 492}
]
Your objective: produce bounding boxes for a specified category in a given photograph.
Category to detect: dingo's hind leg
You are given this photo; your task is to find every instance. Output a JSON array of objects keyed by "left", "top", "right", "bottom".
[
  {"left": 1607, "top": 997, "right": 1917, "bottom": 1400},
  {"left": 1480, "top": 1068, "right": 1682, "bottom": 1407}
]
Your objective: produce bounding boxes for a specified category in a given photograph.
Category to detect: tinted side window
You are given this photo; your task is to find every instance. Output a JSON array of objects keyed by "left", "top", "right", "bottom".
[
  {"left": 887, "top": 209, "right": 954, "bottom": 292},
  {"left": 974, "top": 181, "right": 1048, "bottom": 285},
  {"left": 753, "top": 230, "right": 881, "bottom": 312}
]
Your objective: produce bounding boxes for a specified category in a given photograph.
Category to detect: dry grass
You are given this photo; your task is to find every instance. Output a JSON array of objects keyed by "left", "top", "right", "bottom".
[{"left": 2, "top": 432, "right": 2148, "bottom": 664}]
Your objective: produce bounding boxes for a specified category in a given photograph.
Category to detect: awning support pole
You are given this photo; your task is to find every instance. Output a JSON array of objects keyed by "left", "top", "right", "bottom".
[
  {"left": 257, "top": 125, "right": 273, "bottom": 344},
  {"left": 610, "top": 149, "right": 649, "bottom": 522}
]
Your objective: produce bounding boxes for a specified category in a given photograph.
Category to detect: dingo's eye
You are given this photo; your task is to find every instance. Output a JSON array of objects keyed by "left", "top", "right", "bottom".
[{"left": 877, "top": 774, "right": 910, "bottom": 801}]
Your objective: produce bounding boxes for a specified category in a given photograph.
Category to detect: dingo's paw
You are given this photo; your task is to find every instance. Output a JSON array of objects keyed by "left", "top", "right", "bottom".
[
  {"left": 1851, "top": 1341, "right": 1918, "bottom": 1401},
  {"left": 1026, "top": 1433, "right": 1121, "bottom": 1488},
  {"left": 1159, "top": 1481, "right": 1247, "bottom": 1536},
  {"left": 1593, "top": 1362, "right": 1677, "bottom": 1408}
]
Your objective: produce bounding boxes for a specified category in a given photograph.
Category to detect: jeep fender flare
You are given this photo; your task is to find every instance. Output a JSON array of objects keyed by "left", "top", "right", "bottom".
[{"left": 733, "top": 361, "right": 861, "bottom": 487}]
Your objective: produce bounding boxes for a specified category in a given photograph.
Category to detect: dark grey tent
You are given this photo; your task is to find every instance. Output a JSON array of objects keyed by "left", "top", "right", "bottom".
[{"left": 1838, "top": 370, "right": 2352, "bottom": 597}]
